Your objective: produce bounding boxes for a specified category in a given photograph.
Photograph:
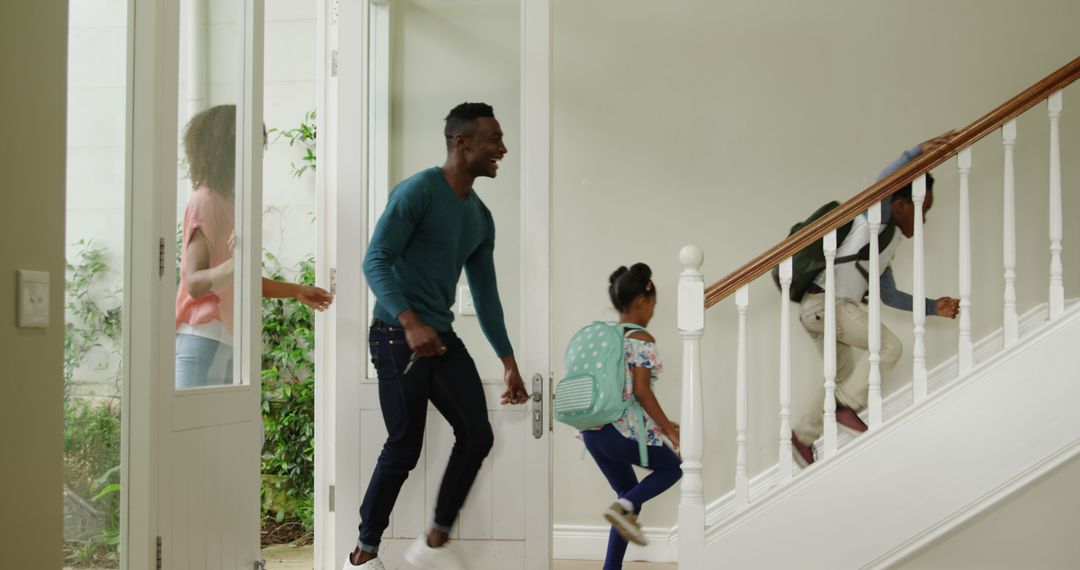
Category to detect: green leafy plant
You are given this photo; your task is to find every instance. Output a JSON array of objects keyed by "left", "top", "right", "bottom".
[
  {"left": 260, "top": 253, "right": 318, "bottom": 544},
  {"left": 269, "top": 110, "right": 317, "bottom": 178},
  {"left": 63, "top": 239, "right": 122, "bottom": 567},
  {"left": 64, "top": 239, "right": 123, "bottom": 399}
]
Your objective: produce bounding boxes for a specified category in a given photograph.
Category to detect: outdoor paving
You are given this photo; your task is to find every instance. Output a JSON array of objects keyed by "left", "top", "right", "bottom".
[{"left": 263, "top": 543, "right": 314, "bottom": 569}]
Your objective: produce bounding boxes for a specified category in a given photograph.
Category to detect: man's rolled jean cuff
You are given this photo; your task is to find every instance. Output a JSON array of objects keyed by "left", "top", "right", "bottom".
[
  {"left": 357, "top": 540, "right": 378, "bottom": 554},
  {"left": 432, "top": 520, "right": 454, "bottom": 534}
]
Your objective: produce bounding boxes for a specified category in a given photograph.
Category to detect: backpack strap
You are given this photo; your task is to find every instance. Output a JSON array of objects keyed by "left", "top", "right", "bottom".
[
  {"left": 632, "top": 401, "right": 650, "bottom": 467},
  {"left": 852, "top": 221, "right": 897, "bottom": 281},
  {"left": 855, "top": 221, "right": 897, "bottom": 262},
  {"left": 617, "top": 323, "right": 652, "bottom": 466}
]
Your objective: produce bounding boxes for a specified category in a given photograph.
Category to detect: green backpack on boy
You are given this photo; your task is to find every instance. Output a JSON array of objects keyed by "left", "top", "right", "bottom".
[{"left": 772, "top": 201, "right": 896, "bottom": 302}]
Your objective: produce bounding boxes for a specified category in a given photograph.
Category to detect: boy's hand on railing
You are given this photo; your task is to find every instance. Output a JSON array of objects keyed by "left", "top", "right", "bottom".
[
  {"left": 935, "top": 296, "right": 960, "bottom": 319},
  {"left": 920, "top": 129, "right": 959, "bottom": 154}
]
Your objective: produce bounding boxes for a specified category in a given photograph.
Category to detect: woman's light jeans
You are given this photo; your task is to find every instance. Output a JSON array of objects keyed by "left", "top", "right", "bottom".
[{"left": 175, "top": 333, "right": 233, "bottom": 388}]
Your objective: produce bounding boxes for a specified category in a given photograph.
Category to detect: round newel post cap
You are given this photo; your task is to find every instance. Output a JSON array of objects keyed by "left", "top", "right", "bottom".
[{"left": 679, "top": 245, "right": 704, "bottom": 271}]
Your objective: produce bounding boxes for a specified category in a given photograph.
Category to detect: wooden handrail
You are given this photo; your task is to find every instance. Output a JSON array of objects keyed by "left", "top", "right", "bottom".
[{"left": 704, "top": 55, "right": 1080, "bottom": 309}]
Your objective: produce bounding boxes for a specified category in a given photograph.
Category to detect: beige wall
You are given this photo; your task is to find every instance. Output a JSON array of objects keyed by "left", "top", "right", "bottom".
[
  {"left": 898, "top": 454, "right": 1080, "bottom": 569},
  {"left": 552, "top": 0, "right": 1080, "bottom": 528},
  {"left": 0, "top": 0, "right": 68, "bottom": 567},
  {"left": 388, "top": 0, "right": 521, "bottom": 380}
]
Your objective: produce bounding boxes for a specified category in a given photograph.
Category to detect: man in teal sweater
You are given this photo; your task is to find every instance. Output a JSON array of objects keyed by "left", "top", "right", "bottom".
[{"left": 344, "top": 103, "right": 529, "bottom": 570}]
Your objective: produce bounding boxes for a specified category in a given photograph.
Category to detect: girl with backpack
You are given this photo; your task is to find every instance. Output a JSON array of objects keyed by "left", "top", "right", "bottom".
[{"left": 581, "top": 263, "right": 683, "bottom": 569}]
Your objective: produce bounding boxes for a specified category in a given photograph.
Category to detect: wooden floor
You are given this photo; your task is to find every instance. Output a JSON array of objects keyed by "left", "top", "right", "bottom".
[
  {"left": 257, "top": 544, "right": 676, "bottom": 569},
  {"left": 554, "top": 561, "right": 675, "bottom": 569}
]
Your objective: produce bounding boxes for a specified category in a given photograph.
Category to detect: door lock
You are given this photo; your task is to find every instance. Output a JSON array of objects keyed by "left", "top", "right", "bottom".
[{"left": 532, "top": 373, "right": 544, "bottom": 439}]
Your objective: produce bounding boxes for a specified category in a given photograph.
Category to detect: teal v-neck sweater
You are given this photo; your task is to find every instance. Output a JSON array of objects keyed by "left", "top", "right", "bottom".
[{"left": 363, "top": 166, "right": 513, "bottom": 357}]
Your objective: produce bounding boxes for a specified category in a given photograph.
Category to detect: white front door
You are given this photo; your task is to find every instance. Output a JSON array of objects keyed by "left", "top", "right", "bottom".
[
  {"left": 154, "top": 0, "right": 266, "bottom": 567},
  {"left": 314, "top": 1, "right": 551, "bottom": 568}
]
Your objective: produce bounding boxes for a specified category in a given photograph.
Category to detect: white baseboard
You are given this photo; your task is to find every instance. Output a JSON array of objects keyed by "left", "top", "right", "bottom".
[{"left": 553, "top": 524, "right": 677, "bottom": 563}]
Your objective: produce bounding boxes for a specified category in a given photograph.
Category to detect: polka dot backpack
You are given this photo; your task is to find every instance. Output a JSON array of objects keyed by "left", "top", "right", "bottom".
[{"left": 553, "top": 321, "right": 650, "bottom": 466}]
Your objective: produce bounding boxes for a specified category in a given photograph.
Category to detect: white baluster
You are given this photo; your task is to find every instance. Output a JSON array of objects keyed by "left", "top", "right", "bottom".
[
  {"left": 958, "top": 149, "right": 974, "bottom": 373},
  {"left": 677, "top": 246, "right": 705, "bottom": 568},
  {"left": 1049, "top": 91, "right": 1065, "bottom": 319},
  {"left": 778, "top": 259, "right": 793, "bottom": 484},
  {"left": 823, "top": 231, "right": 838, "bottom": 456},
  {"left": 735, "top": 285, "right": 749, "bottom": 510},
  {"left": 912, "top": 175, "right": 928, "bottom": 402},
  {"left": 867, "top": 203, "right": 883, "bottom": 427},
  {"left": 1003, "top": 120, "right": 1019, "bottom": 346}
]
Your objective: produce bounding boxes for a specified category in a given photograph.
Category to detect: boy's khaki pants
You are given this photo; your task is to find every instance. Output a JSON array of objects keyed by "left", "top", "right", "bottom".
[{"left": 793, "top": 292, "right": 902, "bottom": 444}]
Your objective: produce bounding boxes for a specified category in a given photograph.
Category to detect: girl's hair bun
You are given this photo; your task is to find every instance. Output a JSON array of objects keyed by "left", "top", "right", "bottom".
[{"left": 608, "top": 262, "right": 656, "bottom": 312}]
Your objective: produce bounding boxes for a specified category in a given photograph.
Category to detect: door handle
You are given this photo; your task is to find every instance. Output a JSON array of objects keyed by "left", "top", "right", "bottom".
[{"left": 532, "top": 373, "right": 543, "bottom": 439}]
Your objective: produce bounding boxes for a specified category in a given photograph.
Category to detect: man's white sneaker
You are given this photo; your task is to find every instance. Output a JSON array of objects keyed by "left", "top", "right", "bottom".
[
  {"left": 342, "top": 555, "right": 386, "bottom": 570},
  {"left": 403, "top": 534, "right": 465, "bottom": 569}
]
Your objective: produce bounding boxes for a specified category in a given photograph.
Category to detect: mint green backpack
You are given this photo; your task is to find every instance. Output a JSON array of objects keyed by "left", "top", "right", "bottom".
[{"left": 553, "top": 321, "right": 651, "bottom": 466}]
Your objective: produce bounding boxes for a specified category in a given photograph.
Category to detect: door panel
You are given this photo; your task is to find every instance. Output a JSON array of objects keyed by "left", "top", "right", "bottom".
[{"left": 159, "top": 0, "right": 265, "bottom": 567}]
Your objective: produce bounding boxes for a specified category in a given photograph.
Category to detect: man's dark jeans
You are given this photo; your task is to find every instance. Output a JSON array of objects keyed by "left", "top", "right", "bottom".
[{"left": 356, "top": 319, "right": 494, "bottom": 553}]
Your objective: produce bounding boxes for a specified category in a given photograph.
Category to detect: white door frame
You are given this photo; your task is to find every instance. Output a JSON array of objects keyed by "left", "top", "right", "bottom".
[
  {"left": 314, "top": 0, "right": 369, "bottom": 566},
  {"left": 519, "top": 0, "right": 553, "bottom": 565},
  {"left": 313, "top": 0, "right": 552, "bottom": 567},
  {"left": 124, "top": 0, "right": 181, "bottom": 565}
]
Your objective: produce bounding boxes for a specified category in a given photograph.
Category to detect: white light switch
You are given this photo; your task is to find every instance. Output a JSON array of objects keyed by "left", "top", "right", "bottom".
[
  {"left": 458, "top": 285, "right": 476, "bottom": 316},
  {"left": 18, "top": 269, "right": 50, "bottom": 328}
]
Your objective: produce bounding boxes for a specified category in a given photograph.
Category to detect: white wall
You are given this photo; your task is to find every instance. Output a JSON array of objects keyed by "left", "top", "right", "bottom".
[
  {"left": 386, "top": 0, "right": 521, "bottom": 380},
  {"left": 0, "top": 0, "right": 68, "bottom": 566},
  {"left": 65, "top": 0, "right": 128, "bottom": 391},
  {"left": 898, "top": 454, "right": 1080, "bottom": 569},
  {"left": 551, "top": 0, "right": 1080, "bottom": 532},
  {"left": 261, "top": 0, "right": 319, "bottom": 272}
]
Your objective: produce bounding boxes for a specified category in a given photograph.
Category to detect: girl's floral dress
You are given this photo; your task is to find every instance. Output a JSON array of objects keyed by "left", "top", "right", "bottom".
[{"left": 607, "top": 336, "right": 664, "bottom": 445}]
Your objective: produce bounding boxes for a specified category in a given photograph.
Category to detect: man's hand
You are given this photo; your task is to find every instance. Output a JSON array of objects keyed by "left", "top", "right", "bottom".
[
  {"left": 935, "top": 296, "right": 960, "bottom": 319},
  {"left": 398, "top": 310, "right": 444, "bottom": 357},
  {"left": 295, "top": 285, "right": 334, "bottom": 311},
  {"left": 500, "top": 355, "right": 529, "bottom": 405},
  {"left": 920, "top": 129, "right": 958, "bottom": 155}
]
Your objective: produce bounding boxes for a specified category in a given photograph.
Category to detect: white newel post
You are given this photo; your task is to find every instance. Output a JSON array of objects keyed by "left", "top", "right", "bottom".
[
  {"left": 867, "top": 203, "right": 883, "bottom": 428},
  {"left": 823, "top": 231, "right": 838, "bottom": 456},
  {"left": 1003, "top": 120, "right": 1019, "bottom": 346},
  {"left": 1049, "top": 91, "right": 1065, "bottom": 319},
  {"left": 735, "top": 285, "right": 750, "bottom": 511},
  {"left": 912, "top": 175, "right": 928, "bottom": 402},
  {"left": 677, "top": 246, "right": 706, "bottom": 569},
  {"left": 958, "top": 149, "right": 974, "bottom": 373},
  {"left": 778, "top": 259, "right": 793, "bottom": 483}
]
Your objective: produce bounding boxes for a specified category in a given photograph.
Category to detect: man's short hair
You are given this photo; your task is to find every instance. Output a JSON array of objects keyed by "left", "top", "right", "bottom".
[
  {"left": 445, "top": 102, "right": 495, "bottom": 146},
  {"left": 891, "top": 172, "right": 935, "bottom": 203}
]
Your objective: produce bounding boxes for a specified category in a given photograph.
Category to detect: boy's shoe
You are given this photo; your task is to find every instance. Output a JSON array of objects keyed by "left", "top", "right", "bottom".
[
  {"left": 403, "top": 534, "right": 465, "bottom": 569},
  {"left": 791, "top": 432, "right": 815, "bottom": 467},
  {"left": 835, "top": 404, "right": 869, "bottom": 436},
  {"left": 342, "top": 555, "right": 386, "bottom": 570},
  {"left": 603, "top": 501, "right": 647, "bottom": 546}
]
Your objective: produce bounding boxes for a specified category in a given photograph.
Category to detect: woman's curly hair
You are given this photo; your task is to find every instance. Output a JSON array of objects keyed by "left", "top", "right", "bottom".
[{"left": 183, "top": 104, "right": 236, "bottom": 196}]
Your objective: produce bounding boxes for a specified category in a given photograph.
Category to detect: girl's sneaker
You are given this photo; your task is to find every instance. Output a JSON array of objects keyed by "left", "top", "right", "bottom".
[
  {"left": 342, "top": 555, "right": 386, "bottom": 570},
  {"left": 604, "top": 502, "right": 647, "bottom": 546}
]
